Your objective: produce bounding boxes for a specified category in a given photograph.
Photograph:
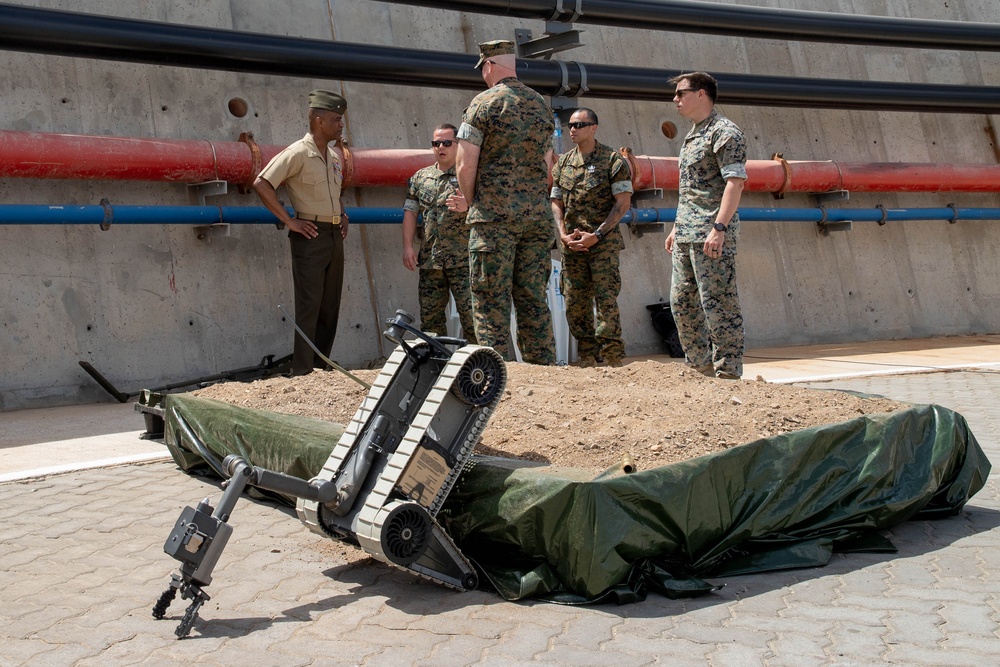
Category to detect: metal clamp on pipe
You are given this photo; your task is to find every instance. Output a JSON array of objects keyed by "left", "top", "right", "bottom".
[
  {"left": 947, "top": 203, "right": 960, "bottom": 224},
  {"left": 876, "top": 204, "right": 889, "bottom": 226},
  {"left": 99, "top": 197, "right": 114, "bottom": 231},
  {"left": 548, "top": 0, "right": 583, "bottom": 23},
  {"left": 770, "top": 152, "right": 793, "bottom": 200}
]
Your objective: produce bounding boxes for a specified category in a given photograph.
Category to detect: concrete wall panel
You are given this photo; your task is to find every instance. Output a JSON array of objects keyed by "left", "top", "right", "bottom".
[{"left": 3, "top": 0, "right": 1000, "bottom": 409}]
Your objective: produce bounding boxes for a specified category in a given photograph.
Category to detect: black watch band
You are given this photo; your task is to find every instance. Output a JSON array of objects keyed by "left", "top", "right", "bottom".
[
  {"left": 594, "top": 229, "right": 604, "bottom": 241},
  {"left": 713, "top": 222, "right": 727, "bottom": 232}
]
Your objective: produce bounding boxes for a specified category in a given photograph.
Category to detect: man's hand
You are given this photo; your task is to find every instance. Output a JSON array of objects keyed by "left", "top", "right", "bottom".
[
  {"left": 665, "top": 228, "right": 676, "bottom": 254},
  {"left": 567, "top": 229, "right": 596, "bottom": 252},
  {"left": 402, "top": 245, "right": 417, "bottom": 271},
  {"left": 341, "top": 215, "right": 349, "bottom": 240},
  {"left": 446, "top": 191, "right": 468, "bottom": 213},
  {"left": 703, "top": 228, "right": 724, "bottom": 259},
  {"left": 286, "top": 217, "right": 318, "bottom": 239}
]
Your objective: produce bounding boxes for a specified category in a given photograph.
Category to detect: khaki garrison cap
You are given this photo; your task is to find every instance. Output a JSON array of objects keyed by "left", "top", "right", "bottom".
[
  {"left": 474, "top": 40, "right": 516, "bottom": 69},
  {"left": 308, "top": 89, "right": 347, "bottom": 114}
]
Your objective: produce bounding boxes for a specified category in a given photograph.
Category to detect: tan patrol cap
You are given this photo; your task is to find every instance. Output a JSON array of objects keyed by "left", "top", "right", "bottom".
[
  {"left": 308, "top": 89, "right": 347, "bottom": 114},
  {"left": 474, "top": 40, "right": 516, "bottom": 69}
]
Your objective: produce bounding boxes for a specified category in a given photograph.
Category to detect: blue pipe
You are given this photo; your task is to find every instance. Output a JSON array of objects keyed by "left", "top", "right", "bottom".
[
  {"left": 0, "top": 204, "right": 997, "bottom": 226},
  {"left": 622, "top": 207, "right": 999, "bottom": 224},
  {"left": 0, "top": 205, "right": 404, "bottom": 225}
]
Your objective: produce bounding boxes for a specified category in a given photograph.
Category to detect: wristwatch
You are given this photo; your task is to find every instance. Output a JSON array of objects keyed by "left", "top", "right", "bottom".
[
  {"left": 594, "top": 229, "right": 604, "bottom": 242},
  {"left": 713, "top": 222, "right": 727, "bottom": 232}
]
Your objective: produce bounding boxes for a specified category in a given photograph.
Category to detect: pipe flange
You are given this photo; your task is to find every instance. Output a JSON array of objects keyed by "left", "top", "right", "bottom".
[
  {"left": 340, "top": 141, "right": 354, "bottom": 189},
  {"left": 947, "top": 203, "right": 959, "bottom": 224},
  {"left": 770, "top": 152, "right": 792, "bottom": 200},
  {"left": 238, "top": 131, "right": 262, "bottom": 194},
  {"left": 876, "top": 203, "right": 888, "bottom": 226},
  {"left": 99, "top": 197, "right": 114, "bottom": 231},
  {"left": 618, "top": 146, "right": 638, "bottom": 188}
]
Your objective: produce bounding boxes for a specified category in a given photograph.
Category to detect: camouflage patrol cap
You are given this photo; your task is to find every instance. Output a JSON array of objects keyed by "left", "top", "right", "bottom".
[
  {"left": 474, "top": 40, "right": 516, "bottom": 69},
  {"left": 308, "top": 89, "right": 347, "bottom": 114}
]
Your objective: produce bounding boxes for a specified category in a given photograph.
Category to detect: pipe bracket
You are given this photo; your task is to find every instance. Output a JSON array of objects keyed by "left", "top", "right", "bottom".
[
  {"left": 99, "top": 197, "right": 114, "bottom": 231},
  {"left": 947, "top": 203, "right": 959, "bottom": 223},
  {"left": 770, "top": 152, "right": 792, "bottom": 200},
  {"left": 340, "top": 141, "right": 355, "bottom": 189},
  {"left": 876, "top": 203, "right": 888, "bottom": 226},
  {"left": 238, "top": 131, "right": 262, "bottom": 194}
]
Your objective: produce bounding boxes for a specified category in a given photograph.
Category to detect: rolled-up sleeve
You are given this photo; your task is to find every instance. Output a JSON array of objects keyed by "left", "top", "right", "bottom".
[{"left": 457, "top": 122, "right": 483, "bottom": 147}]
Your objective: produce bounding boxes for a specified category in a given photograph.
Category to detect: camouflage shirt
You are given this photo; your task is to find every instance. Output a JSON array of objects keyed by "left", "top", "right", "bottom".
[
  {"left": 550, "top": 141, "right": 634, "bottom": 251},
  {"left": 403, "top": 164, "right": 469, "bottom": 270},
  {"left": 675, "top": 109, "right": 747, "bottom": 246},
  {"left": 458, "top": 77, "right": 555, "bottom": 224}
]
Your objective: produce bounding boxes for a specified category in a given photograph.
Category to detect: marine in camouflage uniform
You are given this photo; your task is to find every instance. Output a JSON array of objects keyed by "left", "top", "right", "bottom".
[
  {"left": 402, "top": 124, "right": 476, "bottom": 342},
  {"left": 550, "top": 108, "right": 634, "bottom": 366},
  {"left": 665, "top": 72, "right": 748, "bottom": 379},
  {"left": 456, "top": 40, "right": 556, "bottom": 364}
]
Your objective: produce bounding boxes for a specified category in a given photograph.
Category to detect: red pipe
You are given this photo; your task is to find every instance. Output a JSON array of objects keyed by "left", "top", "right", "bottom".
[
  {"left": 620, "top": 150, "right": 1000, "bottom": 194},
  {"left": 0, "top": 130, "right": 433, "bottom": 188},
  {"left": 3, "top": 129, "right": 1000, "bottom": 194}
]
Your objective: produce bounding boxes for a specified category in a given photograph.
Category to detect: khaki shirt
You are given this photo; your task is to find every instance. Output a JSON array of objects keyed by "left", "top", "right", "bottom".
[{"left": 258, "top": 132, "right": 343, "bottom": 218}]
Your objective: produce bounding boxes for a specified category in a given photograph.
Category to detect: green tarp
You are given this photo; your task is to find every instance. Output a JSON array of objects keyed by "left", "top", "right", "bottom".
[{"left": 161, "top": 393, "right": 989, "bottom": 603}]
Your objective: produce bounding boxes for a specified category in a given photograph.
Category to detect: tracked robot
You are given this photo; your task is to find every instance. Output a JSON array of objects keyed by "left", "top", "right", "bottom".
[{"left": 152, "top": 310, "right": 507, "bottom": 637}]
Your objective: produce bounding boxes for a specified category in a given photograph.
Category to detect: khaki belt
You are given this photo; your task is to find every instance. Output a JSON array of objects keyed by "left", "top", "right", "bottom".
[{"left": 296, "top": 213, "right": 341, "bottom": 225}]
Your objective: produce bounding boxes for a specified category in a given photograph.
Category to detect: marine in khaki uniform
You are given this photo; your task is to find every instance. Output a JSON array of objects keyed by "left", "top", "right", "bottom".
[
  {"left": 253, "top": 90, "right": 350, "bottom": 376},
  {"left": 550, "top": 108, "right": 633, "bottom": 367},
  {"left": 401, "top": 123, "right": 476, "bottom": 342},
  {"left": 456, "top": 40, "right": 557, "bottom": 365}
]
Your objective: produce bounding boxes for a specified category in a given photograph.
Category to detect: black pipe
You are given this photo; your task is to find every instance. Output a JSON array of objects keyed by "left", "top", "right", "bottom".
[
  {"left": 2, "top": 3, "right": 1000, "bottom": 113},
  {"left": 386, "top": 0, "right": 1000, "bottom": 51}
]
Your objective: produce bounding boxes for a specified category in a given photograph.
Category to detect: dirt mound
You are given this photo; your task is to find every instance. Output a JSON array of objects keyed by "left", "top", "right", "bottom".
[{"left": 193, "top": 358, "right": 904, "bottom": 473}]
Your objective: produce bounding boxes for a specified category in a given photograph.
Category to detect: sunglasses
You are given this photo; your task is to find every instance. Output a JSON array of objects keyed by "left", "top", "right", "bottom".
[
  {"left": 566, "top": 121, "right": 596, "bottom": 130},
  {"left": 431, "top": 140, "right": 455, "bottom": 148},
  {"left": 674, "top": 88, "right": 699, "bottom": 97}
]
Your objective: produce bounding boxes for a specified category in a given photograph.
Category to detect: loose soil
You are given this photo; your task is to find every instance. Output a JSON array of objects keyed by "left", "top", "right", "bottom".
[{"left": 193, "top": 358, "right": 905, "bottom": 474}]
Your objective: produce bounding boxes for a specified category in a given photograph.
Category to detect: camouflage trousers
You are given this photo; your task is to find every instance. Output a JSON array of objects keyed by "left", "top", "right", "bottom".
[
  {"left": 561, "top": 244, "right": 624, "bottom": 362},
  {"left": 669, "top": 242, "right": 744, "bottom": 377},
  {"left": 418, "top": 264, "right": 477, "bottom": 344},
  {"left": 469, "top": 218, "right": 555, "bottom": 364}
]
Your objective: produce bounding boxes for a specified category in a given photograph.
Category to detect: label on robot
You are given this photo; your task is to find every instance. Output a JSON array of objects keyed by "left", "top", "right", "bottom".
[{"left": 398, "top": 448, "right": 450, "bottom": 506}]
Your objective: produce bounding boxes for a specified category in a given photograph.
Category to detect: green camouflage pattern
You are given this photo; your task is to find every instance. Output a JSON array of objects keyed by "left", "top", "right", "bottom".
[
  {"left": 674, "top": 109, "right": 747, "bottom": 249},
  {"left": 404, "top": 164, "right": 476, "bottom": 343},
  {"left": 551, "top": 141, "right": 633, "bottom": 251},
  {"left": 403, "top": 164, "right": 469, "bottom": 270},
  {"left": 458, "top": 76, "right": 556, "bottom": 364},
  {"left": 417, "top": 265, "right": 477, "bottom": 343},
  {"left": 469, "top": 218, "right": 555, "bottom": 365},
  {"left": 458, "top": 78, "right": 555, "bottom": 223},
  {"left": 551, "top": 141, "right": 631, "bottom": 362},
  {"left": 561, "top": 245, "right": 624, "bottom": 362},
  {"left": 670, "top": 242, "right": 744, "bottom": 378}
]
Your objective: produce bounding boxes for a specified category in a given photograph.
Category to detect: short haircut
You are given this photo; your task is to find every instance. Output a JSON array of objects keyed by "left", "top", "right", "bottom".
[
  {"left": 668, "top": 71, "right": 718, "bottom": 103},
  {"left": 435, "top": 123, "right": 458, "bottom": 137},
  {"left": 573, "top": 108, "right": 599, "bottom": 125}
]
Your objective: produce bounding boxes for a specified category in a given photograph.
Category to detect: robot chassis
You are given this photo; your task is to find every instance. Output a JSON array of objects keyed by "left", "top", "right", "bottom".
[{"left": 152, "top": 311, "right": 507, "bottom": 638}]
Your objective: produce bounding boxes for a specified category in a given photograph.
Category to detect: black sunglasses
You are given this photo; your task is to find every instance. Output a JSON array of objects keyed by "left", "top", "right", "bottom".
[
  {"left": 431, "top": 140, "right": 455, "bottom": 147},
  {"left": 674, "top": 88, "right": 700, "bottom": 97},
  {"left": 566, "top": 121, "right": 596, "bottom": 130}
]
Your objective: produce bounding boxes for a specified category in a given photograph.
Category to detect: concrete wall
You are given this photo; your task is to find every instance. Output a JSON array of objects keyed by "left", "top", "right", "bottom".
[{"left": 2, "top": 0, "right": 999, "bottom": 410}]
